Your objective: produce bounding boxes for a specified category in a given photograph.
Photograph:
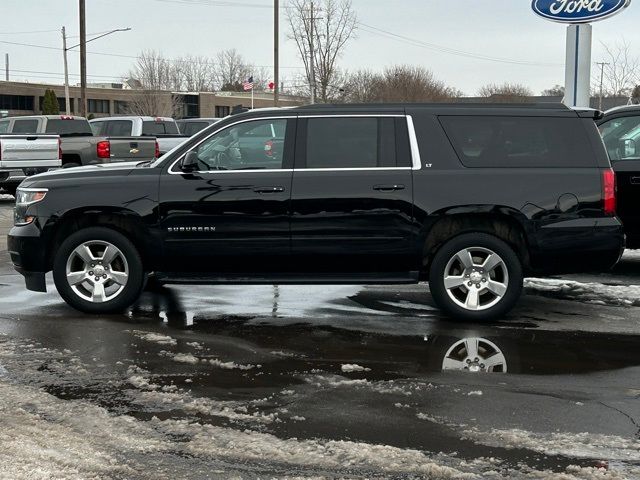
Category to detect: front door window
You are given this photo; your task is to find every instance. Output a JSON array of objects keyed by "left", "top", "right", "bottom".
[{"left": 189, "top": 119, "right": 287, "bottom": 171}]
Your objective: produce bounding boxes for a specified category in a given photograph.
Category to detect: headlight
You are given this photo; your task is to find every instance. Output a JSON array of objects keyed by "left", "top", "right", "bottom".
[
  {"left": 14, "top": 188, "right": 48, "bottom": 226},
  {"left": 15, "top": 188, "right": 48, "bottom": 205}
]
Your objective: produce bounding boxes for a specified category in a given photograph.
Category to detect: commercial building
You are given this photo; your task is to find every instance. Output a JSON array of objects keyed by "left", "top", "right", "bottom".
[{"left": 0, "top": 80, "right": 304, "bottom": 118}]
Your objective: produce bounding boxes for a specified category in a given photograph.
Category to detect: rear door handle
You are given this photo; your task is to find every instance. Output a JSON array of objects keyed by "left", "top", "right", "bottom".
[
  {"left": 254, "top": 186, "right": 285, "bottom": 194},
  {"left": 373, "top": 184, "right": 405, "bottom": 192},
  {"left": 631, "top": 176, "right": 640, "bottom": 185}
]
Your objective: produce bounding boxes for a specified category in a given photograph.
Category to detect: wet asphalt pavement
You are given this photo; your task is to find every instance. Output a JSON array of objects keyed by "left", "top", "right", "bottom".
[{"left": 0, "top": 196, "right": 639, "bottom": 479}]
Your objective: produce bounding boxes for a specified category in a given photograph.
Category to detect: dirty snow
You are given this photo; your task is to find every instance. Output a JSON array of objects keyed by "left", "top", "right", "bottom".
[
  {"left": 341, "top": 364, "right": 371, "bottom": 373},
  {"left": 130, "top": 330, "right": 178, "bottom": 346},
  {"left": 525, "top": 278, "right": 640, "bottom": 307}
]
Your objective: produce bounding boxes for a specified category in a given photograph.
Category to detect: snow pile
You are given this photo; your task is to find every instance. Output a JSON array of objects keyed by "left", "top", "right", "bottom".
[
  {"left": 172, "top": 353, "right": 200, "bottom": 365},
  {"left": 341, "top": 364, "right": 371, "bottom": 373},
  {"left": 130, "top": 330, "right": 177, "bottom": 346},
  {"left": 525, "top": 278, "right": 640, "bottom": 307},
  {"left": 460, "top": 427, "right": 640, "bottom": 463}
]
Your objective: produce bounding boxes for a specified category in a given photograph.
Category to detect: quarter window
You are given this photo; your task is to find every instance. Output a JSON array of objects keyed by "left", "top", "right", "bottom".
[
  {"left": 188, "top": 119, "right": 288, "bottom": 171},
  {"left": 304, "top": 117, "right": 397, "bottom": 169},
  {"left": 440, "top": 116, "right": 596, "bottom": 168}
]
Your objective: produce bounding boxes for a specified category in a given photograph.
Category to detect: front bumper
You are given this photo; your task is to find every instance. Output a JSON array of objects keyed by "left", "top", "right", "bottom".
[{"left": 8, "top": 221, "right": 48, "bottom": 292}]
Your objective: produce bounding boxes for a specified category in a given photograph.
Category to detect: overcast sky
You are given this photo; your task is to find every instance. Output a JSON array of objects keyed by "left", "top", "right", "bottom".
[{"left": 1, "top": 0, "right": 639, "bottom": 96}]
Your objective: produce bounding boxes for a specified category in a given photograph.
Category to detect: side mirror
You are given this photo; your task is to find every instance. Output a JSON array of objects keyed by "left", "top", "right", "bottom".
[{"left": 181, "top": 151, "right": 199, "bottom": 172}]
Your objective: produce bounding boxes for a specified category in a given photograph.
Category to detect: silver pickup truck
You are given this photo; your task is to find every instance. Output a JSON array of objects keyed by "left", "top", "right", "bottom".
[
  {"left": 89, "top": 116, "right": 188, "bottom": 156},
  {"left": 0, "top": 134, "right": 61, "bottom": 196},
  {"left": 0, "top": 115, "right": 158, "bottom": 167}
]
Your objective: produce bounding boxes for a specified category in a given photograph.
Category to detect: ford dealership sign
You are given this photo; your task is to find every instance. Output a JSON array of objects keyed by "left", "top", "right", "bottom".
[{"left": 532, "top": 0, "right": 631, "bottom": 23}]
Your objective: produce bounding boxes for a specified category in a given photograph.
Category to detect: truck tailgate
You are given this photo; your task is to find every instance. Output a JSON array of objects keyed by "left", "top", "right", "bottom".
[
  {"left": 108, "top": 137, "right": 157, "bottom": 161},
  {"left": 0, "top": 135, "right": 61, "bottom": 169}
]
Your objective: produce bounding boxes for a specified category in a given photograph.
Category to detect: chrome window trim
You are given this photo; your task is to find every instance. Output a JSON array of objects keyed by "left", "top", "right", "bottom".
[
  {"left": 406, "top": 115, "right": 422, "bottom": 171},
  {"left": 168, "top": 113, "right": 421, "bottom": 175}
]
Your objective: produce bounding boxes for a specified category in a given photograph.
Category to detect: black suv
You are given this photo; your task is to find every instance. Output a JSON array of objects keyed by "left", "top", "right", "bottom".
[
  {"left": 598, "top": 105, "right": 640, "bottom": 247},
  {"left": 8, "top": 104, "right": 624, "bottom": 320}
]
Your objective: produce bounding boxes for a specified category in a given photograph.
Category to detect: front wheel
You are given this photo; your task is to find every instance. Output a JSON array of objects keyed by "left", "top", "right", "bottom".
[
  {"left": 428, "top": 233, "right": 523, "bottom": 321},
  {"left": 53, "top": 227, "right": 145, "bottom": 314}
]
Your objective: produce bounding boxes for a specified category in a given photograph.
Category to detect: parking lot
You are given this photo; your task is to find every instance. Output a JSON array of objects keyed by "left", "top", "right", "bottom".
[{"left": 0, "top": 195, "right": 639, "bottom": 479}]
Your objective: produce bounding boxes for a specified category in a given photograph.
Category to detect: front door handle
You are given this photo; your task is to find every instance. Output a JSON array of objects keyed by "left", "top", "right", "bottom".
[
  {"left": 254, "top": 186, "right": 285, "bottom": 194},
  {"left": 631, "top": 176, "right": 640, "bottom": 185},
  {"left": 373, "top": 184, "right": 405, "bottom": 192}
]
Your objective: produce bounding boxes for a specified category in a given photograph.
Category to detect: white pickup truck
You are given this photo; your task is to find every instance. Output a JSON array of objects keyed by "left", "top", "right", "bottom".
[
  {"left": 0, "top": 134, "right": 61, "bottom": 196},
  {"left": 89, "top": 116, "right": 188, "bottom": 156}
]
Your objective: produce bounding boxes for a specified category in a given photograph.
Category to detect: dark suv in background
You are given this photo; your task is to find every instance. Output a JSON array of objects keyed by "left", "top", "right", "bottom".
[
  {"left": 598, "top": 105, "right": 640, "bottom": 247},
  {"left": 8, "top": 103, "right": 624, "bottom": 321}
]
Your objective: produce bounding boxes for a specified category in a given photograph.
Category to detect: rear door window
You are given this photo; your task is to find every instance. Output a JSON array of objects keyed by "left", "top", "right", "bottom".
[
  {"left": 0, "top": 120, "right": 9, "bottom": 133},
  {"left": 182, "top": 122, "right": 210, "bottom": 136},
  {"left": 303, "top": 117, "right": 398, "bottom": 169},
  {"left": 142, "top": 121, "right": 179, "bottom": 135},
  {"left": 599, "top": 115, "right": 640, "bottom": 161},
  {"left": 12, "top": 119, "right": 39, "bottom": 133},
  {"left": 440, "top": 116, "right": 596, "bottom": 168}
]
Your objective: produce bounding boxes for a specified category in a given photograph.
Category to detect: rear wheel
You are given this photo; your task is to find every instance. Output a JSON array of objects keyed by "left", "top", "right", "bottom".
[
  {"left": 428, "top": 233, "right": 523, "bottom": 321},
  {"left": 53, "top": 227, "right": 145, "bottom": 313},
  {"left": 62, "top": 162, "right": 81, "bottom": 169}
]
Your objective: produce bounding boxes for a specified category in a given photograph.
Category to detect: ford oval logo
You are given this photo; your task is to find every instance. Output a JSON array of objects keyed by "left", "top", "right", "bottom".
[{"left": 532, "top": 0, "right": 631, "bottom": 23}]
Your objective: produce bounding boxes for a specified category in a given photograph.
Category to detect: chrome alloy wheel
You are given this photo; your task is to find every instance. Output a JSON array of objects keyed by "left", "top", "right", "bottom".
[
  {"left": 443, "top": 247, "right": 509, "bottom": 311},
  {"left": 442, "top": 337, "right": 507, "bottom": 373},
  {"left": 65, "top": 241, "right": 129, "bottom": 303}
]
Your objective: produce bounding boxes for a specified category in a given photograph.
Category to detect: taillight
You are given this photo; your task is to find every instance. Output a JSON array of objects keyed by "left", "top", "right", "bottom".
[
  {"left": 58, "top": 138, "right": 63, "bottom": 160},
  {"left": 97, "top": 140, "right": 111, "bottom": 159},
  {"left": 155, "top": 140, "right": 160, "bottom": 159},
  {"left": 603, "top": 168, "right": 616, "bottom": 216}
]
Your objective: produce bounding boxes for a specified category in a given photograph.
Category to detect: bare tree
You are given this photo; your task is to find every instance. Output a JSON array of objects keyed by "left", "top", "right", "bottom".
[
  {"left": 287, "top": 0, "right": 357, "bottom": 103},
  {"left": 597, "top": 39, "right": 640, "bottom": 97},
  {"left": 541, "top": 84, "right": 565, "bottom": 97},
  {"left": 478, "top": 83, "right": 533, "bottom": 102},
  {"left": 174, "top": 55, "right": 216, "bottom": 92},
  {"left": 341, "top": 66, "right": 461, "bottom": 103},
  {"left": 126, "top": 90, "right": 182, "bottom": 117},
  {"left": 128, "top": 50, "right": 176, "bottom": 91},
  {"left": 215, "top": 49, "right": 251, "bottom": 91}
]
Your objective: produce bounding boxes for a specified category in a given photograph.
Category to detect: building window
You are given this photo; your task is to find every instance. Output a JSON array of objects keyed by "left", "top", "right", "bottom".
[
  {"left": 215, "top": 105, "right": 230, "bottom": 117},
  {"left": 0, "top": 94, "right": 35, "bottom": 111},
  {"left": 114, "top": 100, "right": 129, "bottom": 114},
  {"left": 88, "top": 99, "right": 110, "bottom": 114}
]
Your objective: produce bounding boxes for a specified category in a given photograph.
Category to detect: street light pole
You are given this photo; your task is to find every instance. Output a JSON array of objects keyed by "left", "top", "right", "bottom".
[
  {"left": 62, "top": 27, "right": 71, "bottom": 115},
  {"left": 274, "top": 0, "right": 279, "bottom": 107},
  {"left": 79, "top": 0, "right": 87, "bottom": 117},
  {"left": 596, "top": 61, "right": 610, "bottom": 111}
]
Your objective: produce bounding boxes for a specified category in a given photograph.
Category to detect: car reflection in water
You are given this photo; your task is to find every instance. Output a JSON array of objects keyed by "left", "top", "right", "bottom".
[{"left": 127, "top": 284, "right": 640, "bottom": 379}]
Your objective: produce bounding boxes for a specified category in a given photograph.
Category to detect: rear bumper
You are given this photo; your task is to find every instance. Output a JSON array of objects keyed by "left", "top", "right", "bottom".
[
  {"left": 528, "top": 217, "right": 625, "bottom": 274},
  {"left": 8, "top": 221, "right": 48, "bottom": 292},
  {"left": 0, "top": 169, "right": 26, "bottom": 188}
]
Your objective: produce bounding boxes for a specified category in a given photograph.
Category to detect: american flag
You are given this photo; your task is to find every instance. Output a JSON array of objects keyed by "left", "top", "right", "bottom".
[{"left": 243, "top": 77, "right": 254, "bottom": 91}]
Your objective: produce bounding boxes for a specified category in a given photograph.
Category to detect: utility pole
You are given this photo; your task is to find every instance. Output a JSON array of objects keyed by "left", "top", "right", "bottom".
[
  {"left": 4, "top": 53, "right": 8, "bottom": 81},
  {"left": 309, "top": 0, "right": 316, "bottom": 104},
  {"left": 596, "top": 61, "right": 610, "bottom": 111},
  {"left": 62, "top": 27, "right": 71, "bottom": 115},
  {"left": 79, "top": 0, "right": 87, "bottom": 117},
  {"left": 274, "top": 0, "right": 279, "bottom": 107}
]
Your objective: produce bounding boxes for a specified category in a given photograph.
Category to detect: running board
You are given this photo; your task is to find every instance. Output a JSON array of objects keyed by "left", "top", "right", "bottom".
[{"left": 155, "top": 271, "right": 420, "bottom": 285}]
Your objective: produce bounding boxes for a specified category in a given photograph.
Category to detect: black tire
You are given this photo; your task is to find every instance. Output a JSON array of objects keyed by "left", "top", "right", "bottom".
[
  {"left": 428, "top": 233, "right": 523, "bottom": 322},
  {"left": 4, "top": 186, "right": 17, "bottom": 198},
  {"left": 62, "top": 162, "right": 81, "bottom": 169},
  {"left": 53, "top": 227, "right": 145, "bottom": 314}
]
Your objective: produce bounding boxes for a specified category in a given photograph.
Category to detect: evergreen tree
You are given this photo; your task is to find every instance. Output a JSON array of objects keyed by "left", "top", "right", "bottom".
[{"left": 42, "top": 89, "right": 60, "bottom": 114}]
